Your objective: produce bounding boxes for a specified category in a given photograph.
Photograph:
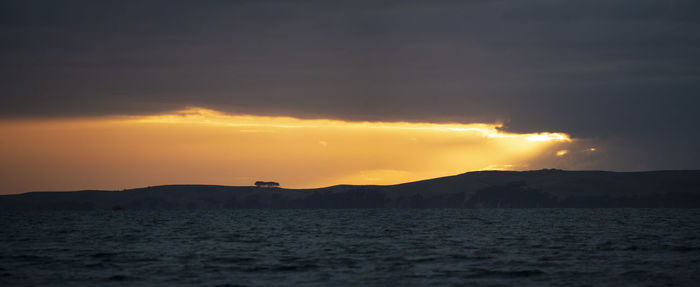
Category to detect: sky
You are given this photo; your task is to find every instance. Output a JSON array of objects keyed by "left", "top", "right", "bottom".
[{"left": 1, "top": 1, "right": 699, "bottom": 193}]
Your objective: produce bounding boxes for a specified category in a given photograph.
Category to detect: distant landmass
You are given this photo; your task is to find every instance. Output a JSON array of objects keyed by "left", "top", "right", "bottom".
[{"left": 2, "top": 169, "right": 700, "bottom": 210}]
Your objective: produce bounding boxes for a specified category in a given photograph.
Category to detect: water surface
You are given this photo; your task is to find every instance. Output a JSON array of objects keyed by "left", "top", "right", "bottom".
[{"left": 2, "top": 209, "right": 699, "bottom": 286}]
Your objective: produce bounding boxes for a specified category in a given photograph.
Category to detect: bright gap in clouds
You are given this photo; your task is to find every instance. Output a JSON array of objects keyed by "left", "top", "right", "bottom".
[{"left": 0, "top": 107, "right": 572, "bottom": 193}]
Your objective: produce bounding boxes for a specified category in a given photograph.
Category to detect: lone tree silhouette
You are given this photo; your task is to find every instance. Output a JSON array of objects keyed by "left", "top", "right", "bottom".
[{"left": 255, "top": 181, "right": 280, "bottom": 188}]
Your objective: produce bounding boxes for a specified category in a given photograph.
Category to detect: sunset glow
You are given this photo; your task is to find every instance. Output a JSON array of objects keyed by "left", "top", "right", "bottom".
[{"left": 0, "top": 108, "right": 572, "bottom": 194}]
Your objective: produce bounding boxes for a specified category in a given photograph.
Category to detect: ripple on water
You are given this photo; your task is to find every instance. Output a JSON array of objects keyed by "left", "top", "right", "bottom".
[{"left": 1, "top": 209, "right": 699, "bottom": 286}]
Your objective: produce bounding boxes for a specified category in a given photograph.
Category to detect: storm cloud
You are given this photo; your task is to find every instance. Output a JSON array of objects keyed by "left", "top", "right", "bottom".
[{"left": 2, "top": 0, "right": 699, "bottom": 170}]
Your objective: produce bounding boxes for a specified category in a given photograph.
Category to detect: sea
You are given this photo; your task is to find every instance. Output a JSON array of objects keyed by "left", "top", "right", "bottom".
[{"left": 1, "top": 209, "right": 699, "bottom": 286}]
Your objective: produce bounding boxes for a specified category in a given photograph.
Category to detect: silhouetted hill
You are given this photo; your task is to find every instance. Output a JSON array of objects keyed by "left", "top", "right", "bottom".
[{"left": 2, "top": 170, "right": 700, "bottom": 210}]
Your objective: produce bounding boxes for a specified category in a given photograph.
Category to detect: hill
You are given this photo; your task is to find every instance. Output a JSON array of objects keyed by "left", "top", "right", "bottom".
[{"left": 1, "top": 169, "right": 700, "bottom": 210}]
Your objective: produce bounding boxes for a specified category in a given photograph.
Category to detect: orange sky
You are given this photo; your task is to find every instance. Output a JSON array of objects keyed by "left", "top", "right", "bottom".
[{"left": 0, "top": 108, "right": 572, "bottom": 194}]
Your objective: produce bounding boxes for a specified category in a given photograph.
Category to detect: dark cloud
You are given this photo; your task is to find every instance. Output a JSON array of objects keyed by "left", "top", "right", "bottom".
[{"left": 1, "top": 0, "right": 700, "bottom": 170}]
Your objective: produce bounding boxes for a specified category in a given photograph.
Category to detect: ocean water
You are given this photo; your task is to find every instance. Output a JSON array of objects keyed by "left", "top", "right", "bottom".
[{"left": 1, "top": 209, "right": 700, "bottom": 286}]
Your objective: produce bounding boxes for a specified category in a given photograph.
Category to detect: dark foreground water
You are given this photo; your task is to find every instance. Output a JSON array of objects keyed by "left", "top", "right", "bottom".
[{"left": 1, "top": 209, "right": 700, "bottom": 286}]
